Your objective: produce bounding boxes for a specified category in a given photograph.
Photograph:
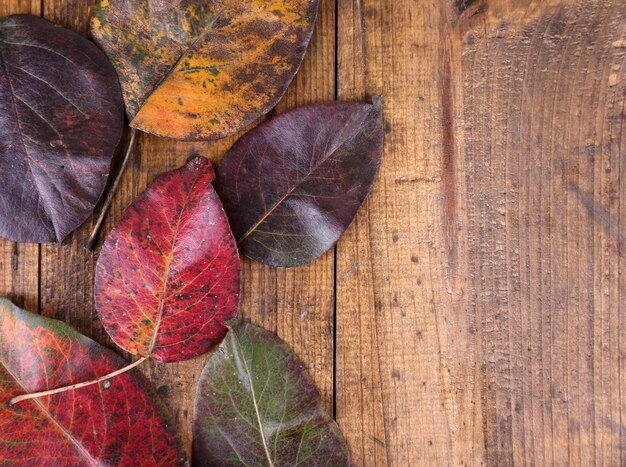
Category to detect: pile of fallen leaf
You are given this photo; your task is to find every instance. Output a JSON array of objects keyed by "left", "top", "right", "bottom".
[{"left": 0, "top": 2, "right": 383, "bottom": 465}]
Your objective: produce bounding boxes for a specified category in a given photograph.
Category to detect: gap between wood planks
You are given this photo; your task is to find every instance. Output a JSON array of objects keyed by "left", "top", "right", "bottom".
[{"left": 332, "top": 0, "right": 339, "bottom": 422}]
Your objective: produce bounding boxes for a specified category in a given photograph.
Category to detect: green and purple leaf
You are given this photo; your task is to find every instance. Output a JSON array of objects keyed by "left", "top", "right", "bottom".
[
  {"left": 95, "top": 156, "right": 241, "bottom": 363},
  {"left": 0, "top": 298, "right": 185, "bottom": 465},
  {"left": 193, "top": 321, "right": 350, "bottom": 466},
  {"left": 214, "top": 100, "right": 384, "bottom": 267},
  {"left": 0, "top": 14, "right": 124, "bottom": 243}
]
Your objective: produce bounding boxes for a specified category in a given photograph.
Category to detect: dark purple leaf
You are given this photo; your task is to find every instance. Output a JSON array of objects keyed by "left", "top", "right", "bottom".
[
  {"left": 214, "top": 100, "right": 384, "bottom": 267},
  {"left": 0, "top": 14, "right": 124, "bottom": 243}
]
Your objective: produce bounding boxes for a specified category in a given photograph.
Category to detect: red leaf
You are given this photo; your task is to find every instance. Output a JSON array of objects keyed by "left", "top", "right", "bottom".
[
  {"left": 0, "top": 299, "right": 185, "bottom": 465},
  {"left": 95, "top": 156, "right": 241, "bottom": 363}
]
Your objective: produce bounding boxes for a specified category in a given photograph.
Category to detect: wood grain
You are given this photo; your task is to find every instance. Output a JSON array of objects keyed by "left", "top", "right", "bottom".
[
  {"left": 1, "top": 0, "right": 624, "bottom": 465},
  {"left": 336, "top": 0, "right": 625, "bottom": 465},
  {"left": 457, "top": 2, "right": 625, "bottom": 464},
  {"left": 0, "top": 0, "right": 39, "bottom": 15},
  {"left": 336, "top": 1, "right": 481, "bottom": 464}
]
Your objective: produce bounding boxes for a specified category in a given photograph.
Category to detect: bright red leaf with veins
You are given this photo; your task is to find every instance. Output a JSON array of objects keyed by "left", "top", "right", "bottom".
[
  {"left": 95, "top": 156, "right": 241, "bottom": 363},
  {"left": 0, "top": 298, "right": 185, "bottom": 465}
]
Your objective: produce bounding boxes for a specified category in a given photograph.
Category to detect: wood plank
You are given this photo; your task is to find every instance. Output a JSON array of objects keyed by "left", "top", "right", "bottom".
[
  {"left": 0, "top": 1, "right": 40, "bottom": 16},
  {"left": 336, "top": 1, "right": 480, "bottom": 464},
  {"left": 0, "top": 0, "right": 42, "bottom": 315},
  {"left": 456, "top": 2, "right": 625, "bottom": 464},
  {"left": 37, "top": 0, "right": 336, "bottom": 461},
  {"left": 336, "top": 0, "right": 625, "bottom": 464}
]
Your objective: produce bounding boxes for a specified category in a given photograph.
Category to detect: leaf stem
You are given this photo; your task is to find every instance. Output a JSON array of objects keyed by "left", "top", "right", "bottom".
[
  {"left": 9, "top": 356, "right": 147, "bottom": 406},
  {"left": 85, "top": 127, "right": 138, "bottom": 251}
]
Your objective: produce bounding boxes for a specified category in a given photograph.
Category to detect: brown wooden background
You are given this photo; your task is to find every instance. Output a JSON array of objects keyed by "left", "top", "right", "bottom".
[{"left": 1, "top": 0, "right": 625, "bottom": 465}]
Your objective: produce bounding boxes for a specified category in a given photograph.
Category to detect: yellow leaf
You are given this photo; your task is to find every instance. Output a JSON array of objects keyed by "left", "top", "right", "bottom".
[{"left": 90, "top": 0, "right": 319, "bottom": 140}]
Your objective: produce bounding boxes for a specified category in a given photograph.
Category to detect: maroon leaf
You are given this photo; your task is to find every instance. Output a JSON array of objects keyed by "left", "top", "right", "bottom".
[
  {"left": 0, "top": 15, "right": 124, "bottom": 243},
  {"left": 95, "top": 156, "right": 241, "bottom": 363},
  {"left": 0, "top": 298, "right": 186, "bottom": 465},
  {"left": 214, "top": 100, "right": 384, "bottom": 267}
]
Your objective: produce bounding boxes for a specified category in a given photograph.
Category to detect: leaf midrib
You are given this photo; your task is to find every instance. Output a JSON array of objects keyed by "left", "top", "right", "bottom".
[
  {"left": 131, "top": 2, "right": 231, "bottom": 119},
  {"left": 146, "top": 174, "right": 202, "bottom": 356},
  {"left": 232, "top": 332, "right": 275, "bottom": 467},
  {"left": 237, "top": 113, "right": 366, "bottom": 244}
]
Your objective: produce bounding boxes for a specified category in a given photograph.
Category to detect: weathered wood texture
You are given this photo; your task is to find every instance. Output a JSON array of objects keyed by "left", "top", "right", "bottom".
[
  {"left": 454, "top": 2, "right": 626, "bottom": 464},
  {"left": 336, "top": 0, "right": 625, "bottom": 465},
  {"left": 0, "top": 0, "right": 624, "bottom": 465}
]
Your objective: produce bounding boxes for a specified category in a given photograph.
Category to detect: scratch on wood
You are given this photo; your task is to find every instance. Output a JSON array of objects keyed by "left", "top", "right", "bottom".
[
  {"left": 340, "top": 258, "right": 367, "bottom": 282},
  {"left": 395, "top": 175, "right": 441, "bottom": 185},
  {"left": 441, "top": 47, "right": 457, "bottom": 264},
  {"left": 568, "top": 181, "right": 624, "bottom": 256},
  {"left": 370, "top": 435, "right": 386, "bottom": 447}
]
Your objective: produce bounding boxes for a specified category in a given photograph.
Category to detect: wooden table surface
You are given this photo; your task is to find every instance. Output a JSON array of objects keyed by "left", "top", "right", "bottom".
[{"left": 1, "top": 0, "right": 625, "bottom": 465}]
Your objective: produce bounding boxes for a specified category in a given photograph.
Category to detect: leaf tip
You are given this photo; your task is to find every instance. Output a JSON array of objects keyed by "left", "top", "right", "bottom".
[
  {"left": 185, "top": 154, "right": 215, "bottom": 181},
  {"left": 372, "top": 95, "right": 383, "bottom": 111},
  {"left": 85, "top": 236, "right": 99, "bottom": 252}
]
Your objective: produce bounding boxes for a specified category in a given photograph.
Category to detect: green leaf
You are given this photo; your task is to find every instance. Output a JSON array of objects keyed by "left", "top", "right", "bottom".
[{"left": 193, "top": 321, "right": 350, "bottom": 466}]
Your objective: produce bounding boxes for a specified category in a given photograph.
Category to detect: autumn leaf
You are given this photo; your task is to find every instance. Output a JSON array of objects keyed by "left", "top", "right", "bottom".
[
  {"left": 0, "top": 14, "right": 124, "bottom": 243},
  {"left": 0, "top": 298, "right": 186, "bottom": 465},
  {"left": 214, "top": 99, "right": 385, "bottom": 267},
  {"left": 95, "top": 156, "right": 241, "bottom": 363},
  {"left": 193, "top": 321, "right": 350, "bottom": 466},
  {"left": 90, "top": 0, "right": 320, "bottom": 141}
]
